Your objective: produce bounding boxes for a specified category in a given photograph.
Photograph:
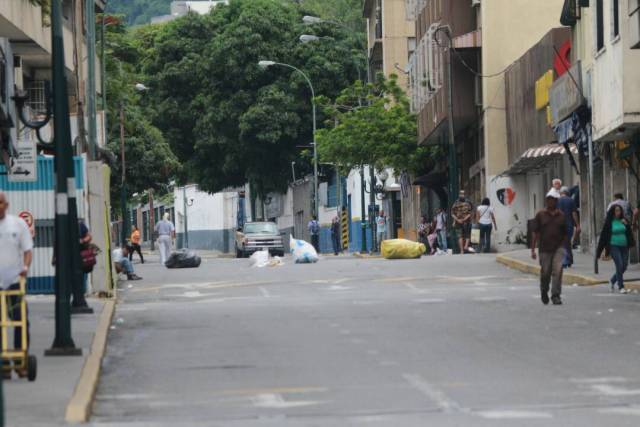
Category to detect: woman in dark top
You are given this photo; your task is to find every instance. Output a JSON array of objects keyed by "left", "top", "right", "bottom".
[{"left": 597, "top": 205, "right": 635, "bottom": 293}]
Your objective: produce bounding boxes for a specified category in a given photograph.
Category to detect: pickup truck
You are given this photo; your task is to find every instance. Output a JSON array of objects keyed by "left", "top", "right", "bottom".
[{"left": 235, "top": 222, "right": 285, "bottom": 258}]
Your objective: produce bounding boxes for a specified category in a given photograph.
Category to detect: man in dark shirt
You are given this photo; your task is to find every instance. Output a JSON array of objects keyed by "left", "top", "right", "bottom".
[
  {"left": 531, "top": 191, "right": 567, "bottom": 305},
  {"left": 557, "top": 186, "right": 580, "bottom": 268}
]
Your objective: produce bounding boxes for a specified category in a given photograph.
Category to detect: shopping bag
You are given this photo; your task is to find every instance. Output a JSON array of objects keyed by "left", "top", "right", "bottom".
[
  {"left": 381, "top": 239, "right": 426, "bottom": 259},
  {"left": 470, "top": 225, "right": 480, "bottom": 244}
]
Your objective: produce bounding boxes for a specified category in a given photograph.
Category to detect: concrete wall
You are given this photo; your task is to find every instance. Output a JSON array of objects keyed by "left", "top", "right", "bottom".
[
  {"left": 481, "top": 0, "right": 565, "bottom": 247},
  {"left": 382, "top": 0, "right": 415, "bottom": 90}
]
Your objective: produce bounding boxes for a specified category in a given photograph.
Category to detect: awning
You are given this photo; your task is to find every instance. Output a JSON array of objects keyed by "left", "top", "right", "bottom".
[{"left": 503, "top": 143, "right": 578, "bottom": 175}]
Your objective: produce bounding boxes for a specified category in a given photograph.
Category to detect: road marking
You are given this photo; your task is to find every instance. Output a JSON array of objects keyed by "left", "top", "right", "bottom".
[
  {"left": 324, "top": 285, "right": 353, "bottom": 291},
  {"left": 473, "top": 296, "right": 508, "bottom": 302},
  {"left": 219, "top": 387, "right": 327, "bottom": 396},
  {"left": 591, "top": 384, "right": 640, "bottom": 396},
  {"left": 570, "top": 377, "right": 628, "bottom": 384},
  {"left": 194, "top": 296, "right": 255, "bottom": 304},
  {"left": 598, "top": 406, "right": 640, "bottom": 416},
  {"left": 251, "top": 393, "right": 324, "bottom": 409},
  {"left": 476, "top": 410, "right": 552, "bottom": 419},
  {"left": 402, "top": 373, "right": 464, "bottom": 414},
  {"left": 413, "top": 298, "right": 446, "bottom": 304},
  {"left": 259, "top": 286, "right": 271, "bottom": 298},
  {"left": 376, "top": 277, "right": 419, "bottom": 283}
]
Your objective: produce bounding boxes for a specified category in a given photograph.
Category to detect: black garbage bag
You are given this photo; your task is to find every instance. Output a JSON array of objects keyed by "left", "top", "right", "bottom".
[{"left": 165, "top": 249, "right": 202, "bottom": 268}]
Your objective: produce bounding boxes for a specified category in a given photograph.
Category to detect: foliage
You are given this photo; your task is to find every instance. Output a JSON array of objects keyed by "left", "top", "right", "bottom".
[
  {"left": 106, "top": 0, "right": 173, "bottom": 26},
  {"left": 102, "top": 16, "right": 180, "bottom": 204},
  {"left": 316, "top": 75, "right": 439, "bottom": 176},
  {"left": 139, "top": 0, "right": 365, "bottom": 197}
]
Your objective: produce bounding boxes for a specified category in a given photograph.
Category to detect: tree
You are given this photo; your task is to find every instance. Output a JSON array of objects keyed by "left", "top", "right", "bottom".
[
  {"left": 316, "top": 74, "right": 440, "bottom": 176},
  {"left": 106, "top": 0, "right": 172, "bottom": 26},
  {"left": 102, "top": 16, "right": 180, "bottom": 205},
  {"left": 140, "top": 0, "right": 364, "bottom": 199}
]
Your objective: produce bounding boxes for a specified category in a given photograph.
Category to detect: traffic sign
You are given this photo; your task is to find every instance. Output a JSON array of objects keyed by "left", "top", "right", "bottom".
[
  {"left": 8, "top": 138, "right": 37, "bottom": 182},
  {"left": 18, "top": 211, "right": 34, "bottom": 228}
]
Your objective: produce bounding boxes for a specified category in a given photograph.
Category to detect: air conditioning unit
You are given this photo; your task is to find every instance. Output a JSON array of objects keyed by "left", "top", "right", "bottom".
[{"left": 471, "top": 0, "right": 481, "bottom": 7}]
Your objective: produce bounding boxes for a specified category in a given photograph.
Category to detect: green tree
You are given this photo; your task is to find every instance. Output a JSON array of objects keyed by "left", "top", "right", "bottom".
[
  {"left": 102, "top": 16, "right": 180, "bottom": 205},
  {"left": 106, "top": 0, "right": 172, "bottom": 26},
  {"left": 316, "top": 74, "right": 439, "bottom": 176},
  {"left": 141, "top": 0, "right": 364, "bottom": 199}
]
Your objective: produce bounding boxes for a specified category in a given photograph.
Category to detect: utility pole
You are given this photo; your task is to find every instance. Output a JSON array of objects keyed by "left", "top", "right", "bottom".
[
  {"left": 46, "top": 0, "right": 82, "bottom": 357},
  {"left": 183, "top": 185, "right": 189, "bottom": 248},
  {"left": 119, "top": 105, "right": 129, "bottom": 246},
  {"left": 85, "top": 0, "right": 98, "bottom": 160},
  {"left": 148, "top": 188, "right": 155, "bottom": 251},
  {"left": 360, "top": 168, "right": 367, "bottom": 252},
  {"left": 369, "top": 167, "right": 377, "bottom": 253},
  {"left": 445, "top": 27, "right": 458, "bottom": 250}
]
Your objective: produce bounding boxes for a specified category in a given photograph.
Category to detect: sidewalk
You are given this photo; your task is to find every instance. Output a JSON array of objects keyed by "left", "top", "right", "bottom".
[
  {"left": 497, "top": 248, "right": 640, "bottom": 288},
  {"left": 3, "top": 296, "right": 107, "bottom": 427}
]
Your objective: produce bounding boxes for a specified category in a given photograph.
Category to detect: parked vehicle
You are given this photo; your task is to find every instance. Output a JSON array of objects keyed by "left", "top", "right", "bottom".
[{"left": 235, "top": 222, "right": 285, "bottom": 258}]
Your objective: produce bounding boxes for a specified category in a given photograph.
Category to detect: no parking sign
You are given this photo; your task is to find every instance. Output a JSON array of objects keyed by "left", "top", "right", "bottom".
[{"left": 18, "top": 210, "right": 35, "bottom": 237}]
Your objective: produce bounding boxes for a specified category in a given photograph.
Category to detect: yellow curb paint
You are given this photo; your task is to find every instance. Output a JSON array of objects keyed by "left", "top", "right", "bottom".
[
  {"left": 496, "top": 254, "right": 606, "bottom": 286},
  {"left": 65, "top": 299, "right": 116, "bottom": 423}
]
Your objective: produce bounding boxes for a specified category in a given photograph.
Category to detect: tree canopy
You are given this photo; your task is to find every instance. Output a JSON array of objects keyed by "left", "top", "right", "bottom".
[
  {"left": 316, "top": 75, "right": 439, "bottom": 176},
  {"left": 139, "top": 0, "right": 365, "bottom": 198},
  {"left": 106, "top": 0, "right": 172, "bottom": 26}
]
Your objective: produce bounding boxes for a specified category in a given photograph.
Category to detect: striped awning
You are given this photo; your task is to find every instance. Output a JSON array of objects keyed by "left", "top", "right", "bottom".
[{"left": 504, "top": 143, "right": 578, "bottom": 175}]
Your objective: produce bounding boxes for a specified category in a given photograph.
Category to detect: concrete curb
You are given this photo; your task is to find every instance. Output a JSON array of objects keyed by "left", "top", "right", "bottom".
[
  {"left": 65, "top": 299, "right": 116, "bottom": 423},
  {"left": 496, "top": 253, "right": 607, "bottom": 286}
]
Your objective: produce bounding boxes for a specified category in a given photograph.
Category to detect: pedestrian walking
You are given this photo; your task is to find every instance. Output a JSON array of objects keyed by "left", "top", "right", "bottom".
[
  {"left": 155, "top": 212, "right": 175, "bottom": 265},
  {"left": 558, "top": 187, "right": 580, "bottom": 268},
  {"left": 376, "top": 210, "right": 387, "bottom": 249},
  {"left": 129, "top": 226, "right": 144, "bottom": 263},
  {"left": 475, "top": 198, "right": 497, "bottom": 253},
  {"left": 451, "top": 191, "right": 474, "bottom": 254},
  {"left": 112, "top": 245, "right": 143, "bottom": 281},
  {"left": 434, "top": 208, "right": 448, "bottom": 251},
  {"left": 308, "top": 216, "right": 320, "bottom": 252},
  {"left": 0, "top": 191, "right": 33, "bottom": 372},
  {"left": 330, "top": 217, "right": 341, "bottom": 255},
  {"left": 530, "top": 190, "right": 567, "bottom": 305},
  {"left": 597, "top": 204, "right": 635, "bottom": 294}
]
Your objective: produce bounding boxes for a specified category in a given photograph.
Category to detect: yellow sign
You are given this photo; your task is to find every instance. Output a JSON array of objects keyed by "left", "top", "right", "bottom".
[{"left": 535, "top": 70, "right": 554, "bottom": 110}]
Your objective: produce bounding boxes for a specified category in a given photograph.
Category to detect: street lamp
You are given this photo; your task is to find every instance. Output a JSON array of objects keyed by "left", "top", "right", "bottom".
[
  {"left": 120, "top": 82, "right": 151, "bottom": 247},
  {"left": 258, "top": 60, "right": 319, "bottom": 219},
  {"left": 299, "top": 34, "right": 334, "bottom": 43}
]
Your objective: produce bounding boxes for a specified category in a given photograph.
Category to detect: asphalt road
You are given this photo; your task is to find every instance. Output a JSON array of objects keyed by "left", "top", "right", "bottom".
[{"left": 90, "top": 253, "right": 640, "bottom": 426}]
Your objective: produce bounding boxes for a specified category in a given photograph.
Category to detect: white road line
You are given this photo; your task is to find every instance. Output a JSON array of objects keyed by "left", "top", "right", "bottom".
[
  {"left": 591, "top": 384, "right": 640, "bottom": 396},
  {"left": 250, "top": 393, "right": 324, "bottom": 409},
  {"left": 402, "top": 373, "right": 464, "bottom": 414},
  {"left": 476, "top": 410, "right": 552, "bottom": 419}
]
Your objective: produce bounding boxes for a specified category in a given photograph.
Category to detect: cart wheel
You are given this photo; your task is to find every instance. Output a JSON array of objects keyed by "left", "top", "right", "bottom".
[{"left": 27, "top": 355, "right": 37, "bottom": 382}]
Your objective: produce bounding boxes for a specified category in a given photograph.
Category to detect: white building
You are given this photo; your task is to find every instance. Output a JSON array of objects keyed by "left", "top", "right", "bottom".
[{"left": 151, "top": 1, "right": 228, "bottom": 23}]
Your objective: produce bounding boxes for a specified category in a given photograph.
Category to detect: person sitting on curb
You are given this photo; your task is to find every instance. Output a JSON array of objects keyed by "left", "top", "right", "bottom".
[{"left": 112, "top": 245, "right": 142, "bottom": 281}]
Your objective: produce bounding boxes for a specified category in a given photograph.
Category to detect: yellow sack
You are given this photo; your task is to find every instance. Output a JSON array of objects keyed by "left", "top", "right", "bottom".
[{"left": 381, "top": 239, "right": 426, "bottom": 259}]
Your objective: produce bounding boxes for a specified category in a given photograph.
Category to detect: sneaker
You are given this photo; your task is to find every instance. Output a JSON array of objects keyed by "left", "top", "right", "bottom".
[
  {"left": 620, "top": 288, "right": 629, "bottom": 294},
  {"left": 127, "top": 274, "right": 143, "bottom": 281},
  {"left": 467, "top": 247, "right": 476, "bottom": 253},
  {"left": 541, "top": 290, "right": 549, "bottom": 305},
  {"left": 551, "top": 296, "right": 563, "bottom": 305}
]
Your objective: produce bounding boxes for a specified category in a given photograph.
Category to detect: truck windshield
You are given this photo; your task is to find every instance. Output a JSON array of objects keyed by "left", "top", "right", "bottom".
[{"left": 244, "top": 223, "right": 278, "bottom": 234}]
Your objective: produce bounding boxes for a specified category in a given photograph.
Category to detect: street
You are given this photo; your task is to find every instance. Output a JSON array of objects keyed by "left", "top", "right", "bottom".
[{"left": 90, "top": 254, "right": 640, "bottom": 426}]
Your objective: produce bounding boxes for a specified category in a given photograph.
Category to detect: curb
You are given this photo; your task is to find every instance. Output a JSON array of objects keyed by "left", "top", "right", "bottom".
[
  {"left": 65, "top": 299, "right": 116, "bottom": 423},
  {"left": 495, "top": 254, "right": 607, "bottom": 286}
]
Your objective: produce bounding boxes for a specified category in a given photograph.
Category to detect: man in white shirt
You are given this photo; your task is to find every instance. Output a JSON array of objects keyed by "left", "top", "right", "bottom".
[
  {"left": 0, "top": 191, "right": 33, "bottom": 361},
  {"left": 155, "top": 212, "right": 175, "bottom": 265},
  {"left": 112, "top": 245, "right": 142, "bottom": 281}
]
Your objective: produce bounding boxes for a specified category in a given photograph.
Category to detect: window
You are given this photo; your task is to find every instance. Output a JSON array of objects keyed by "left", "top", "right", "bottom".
[
  {"left": 408, "top": 37, "right": 416, "bottom": 61},
  {"left": 612, "top": 0, "right": 620, "bottom": 38},
  {"left": 596, "top": 0, "right": 604, "bottom": 51}
]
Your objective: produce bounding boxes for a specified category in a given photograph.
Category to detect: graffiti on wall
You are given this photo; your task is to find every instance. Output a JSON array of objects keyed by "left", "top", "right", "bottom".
[{"left": 497, "top": 187, "right": 516, "bottom": 206}]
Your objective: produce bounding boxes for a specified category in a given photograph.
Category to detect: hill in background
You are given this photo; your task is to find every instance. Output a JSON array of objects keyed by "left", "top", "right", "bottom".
[{"left": 106, "top": 0, "right": 172, "bottom": 25}]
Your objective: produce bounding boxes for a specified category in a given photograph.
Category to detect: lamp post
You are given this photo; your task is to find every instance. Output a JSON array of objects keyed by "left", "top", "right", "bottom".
[
  {"left": 301, "top": 16, "right": 370, "bottom": 251},
  {"left": 120, "top": 83, "right": 149, "bottom": 246},
  {"left": 183, "top": 186, "right": 194, "bottom": 249},
  {"left": 258, "top": 60, "right": 318, "bottom": 219}
]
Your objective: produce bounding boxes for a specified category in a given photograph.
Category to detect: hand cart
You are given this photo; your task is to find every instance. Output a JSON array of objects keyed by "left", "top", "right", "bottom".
[{"left": 0, "top": 277, "right": 36, "bottom": 381}]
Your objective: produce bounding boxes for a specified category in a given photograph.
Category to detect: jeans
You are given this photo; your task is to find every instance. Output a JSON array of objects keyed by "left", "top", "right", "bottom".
[
  {"left": 436, "top": 230, "right": 447, "bottom": 251},
  {"left": 539, "top": 247, "right": 564, "bottom": 298},
  {"left": 479, "top": 224, "right": 492, "bottom": 253},
  {"left": 563, "top": 226, "right": 574, "bottom": 267},
  {"left": 118, "top": 258, "right": 135, "bottom": 275},
  {"left": 331, "top": 233, "right": 341, "bottom": 255},
  {"left": 610, "top": 245, "right": 629, "bottom": 290},
  {"left": 377, "top": 231, "right": 386, "bottom": 250},
  {"left": 158, "top": 235, "right": 172, "bottom": 265},
  {"left": 0, "top": 283, "right": 30, "bottom": 351},
  {"left": 311, "top": 234, "right": 320, "bottom": 253}
]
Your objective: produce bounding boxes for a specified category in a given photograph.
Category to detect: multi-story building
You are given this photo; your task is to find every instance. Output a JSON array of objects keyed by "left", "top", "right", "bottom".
[
  {"left": 151, "top": 0, "right": 228, "bottom": 24},
  {"left": 406, "top": 0, "right": 565, "bottom": 251}
]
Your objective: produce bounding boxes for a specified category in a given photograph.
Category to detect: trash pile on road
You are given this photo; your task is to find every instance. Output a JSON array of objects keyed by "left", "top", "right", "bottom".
[
  {"left": 290, "top": 236, "right": 319, "bottom": 263},
  {"left": 249, "top": 250, "right": 284, "bottom": 268},
  {"left": 380, "top": 239, "right": 426, "bottom": 259},
  {"left": 165, "top": 249, "right": 202, "bottom": 268}
]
